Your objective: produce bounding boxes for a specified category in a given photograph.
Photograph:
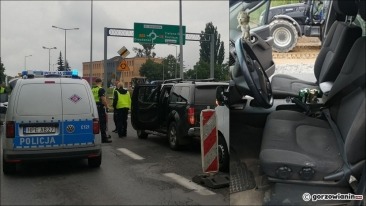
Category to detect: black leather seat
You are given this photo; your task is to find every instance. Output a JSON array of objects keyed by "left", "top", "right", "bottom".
[
  {"left": 271, "top": 0, "right": 362, "bottom": 98},
  {"left": 260, "top": 32, "right": 365, "bottom": 183}
]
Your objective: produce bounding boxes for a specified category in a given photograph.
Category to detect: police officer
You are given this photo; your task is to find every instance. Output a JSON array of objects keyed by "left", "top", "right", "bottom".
[
  {"left": 92, "top": 78, "right": 112, "bottom": 143},
  {"left": 113, "top": 82, "right": 131, "bottom": 137},
  {"left": 112, "top": 80, "right": 120, "bottom": 133},
  {"left": 0, "top": 84, "right": 5, "bottom": 94}
]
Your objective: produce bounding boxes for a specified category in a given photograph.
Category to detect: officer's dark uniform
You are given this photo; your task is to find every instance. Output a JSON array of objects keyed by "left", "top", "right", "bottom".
[
  {"left": 113, "top": 87, "right": 131, "bottom": 137},
  {"left": 92, "top": 81, "right": 111, "bottom": 143}
]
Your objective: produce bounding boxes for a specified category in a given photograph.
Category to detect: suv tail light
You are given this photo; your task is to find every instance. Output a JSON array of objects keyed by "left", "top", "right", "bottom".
[
  {"left": 6, "top": 121, "right": 15, "bottom": 138},
  {"left": 188, "top": 107, "right": 195, "bottom": 125},
  {"left": 93, "top": 118, "right": 100, "bottom": 134}
]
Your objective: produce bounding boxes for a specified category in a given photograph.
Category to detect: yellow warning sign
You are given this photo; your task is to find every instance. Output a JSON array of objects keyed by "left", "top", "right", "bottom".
[{"left": 118, "top": 60, "right": 130, "bottom": 71}]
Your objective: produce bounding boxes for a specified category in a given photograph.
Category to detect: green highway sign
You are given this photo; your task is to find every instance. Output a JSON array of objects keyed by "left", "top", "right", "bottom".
[{"left": 134, "top": 22, "right": 186, "bottom": 45}]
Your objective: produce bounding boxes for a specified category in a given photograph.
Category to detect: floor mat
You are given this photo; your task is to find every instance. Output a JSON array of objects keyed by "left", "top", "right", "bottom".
[{"left": 230, "top": 160, "right": 256, "bottom": 194}]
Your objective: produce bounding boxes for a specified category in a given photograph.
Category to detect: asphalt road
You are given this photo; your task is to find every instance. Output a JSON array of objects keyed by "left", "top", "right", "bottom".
[{"left": 0, "top": 114, "right": 229, "bottom": 205}]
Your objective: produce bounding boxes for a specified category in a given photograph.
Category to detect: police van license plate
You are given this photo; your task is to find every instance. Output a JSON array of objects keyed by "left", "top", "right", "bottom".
[{"left": 24, "top": 127, "right": 56, "bottom": 134}]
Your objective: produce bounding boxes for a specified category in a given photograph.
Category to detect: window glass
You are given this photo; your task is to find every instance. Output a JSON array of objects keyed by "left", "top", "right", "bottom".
[
  {"left": 195, "top": 86, "right": 219, "bottom": 105},
  {"left": 170, "top": 86, "right": 189, "bottom": 103},
  {"left": 138, "top": 86, "right": 159, "bottom": 103},
  {"left": 250, "top": 1, "right": 270, "bottom": 28},
  {"left": 17, "top": 83, "right": 62, "bottom": 116},
  {"left": 61, "top": 83, "right": 92, "bottom": 115}
]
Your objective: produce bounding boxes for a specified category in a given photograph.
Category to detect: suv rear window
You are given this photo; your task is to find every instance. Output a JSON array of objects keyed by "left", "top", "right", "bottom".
[
  {"left": 170, "top": 86, "right": 189, "bottom": 103},
  {"left": 194, "top": 86, "right": 219, "bottom": 105},
  {"left": 16, "top": 84, "right": 62, "bottom": 116}
]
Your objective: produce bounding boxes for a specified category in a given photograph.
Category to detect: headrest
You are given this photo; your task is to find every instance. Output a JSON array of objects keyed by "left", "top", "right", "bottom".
[{"left": 333, "top": 0, "right": 358, "bottom": 17}]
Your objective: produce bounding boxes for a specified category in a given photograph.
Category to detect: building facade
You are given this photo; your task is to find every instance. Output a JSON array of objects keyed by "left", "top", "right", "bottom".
[{"left": 82, "top": 56, "right": 162, "bottom": 88}]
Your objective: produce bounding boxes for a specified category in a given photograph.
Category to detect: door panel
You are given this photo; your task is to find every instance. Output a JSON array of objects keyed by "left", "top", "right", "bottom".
[{"left": 131, "top": 85, "right": 161, "bottom": 130}]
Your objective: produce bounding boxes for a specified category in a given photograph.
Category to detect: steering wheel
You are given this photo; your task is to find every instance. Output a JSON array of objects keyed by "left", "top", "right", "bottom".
[{"left": 233, "top": 38, "right": 273, "bottom": 108}]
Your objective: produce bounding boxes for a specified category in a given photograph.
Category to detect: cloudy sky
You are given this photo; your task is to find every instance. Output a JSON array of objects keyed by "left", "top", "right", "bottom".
[{"left": 1, "top": 1, "right": 229, "bottom": 77}]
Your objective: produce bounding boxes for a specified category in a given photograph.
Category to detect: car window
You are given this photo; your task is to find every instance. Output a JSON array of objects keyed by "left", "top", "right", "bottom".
[
  {"left": 138, "top": 86, "right": 159, "bottom": 103},
  {"left": 16, "top": 83, "right": 62, "bottom": 116},
  {"left": 251, "top": 1, "right": 270, "bottom": 28},
  {"left": 61, "top": 83, "right": 92, "bottom": 115},
  {"left": 194, "top": 86, "right": 219, "bottom": 105},
  {"left": 170, "top": 86, "right": 189, "bottom": 103}
]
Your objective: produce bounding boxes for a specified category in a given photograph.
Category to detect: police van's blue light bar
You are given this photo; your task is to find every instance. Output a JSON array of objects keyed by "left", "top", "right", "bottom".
[{"left": 21, "top": 70, "right": 79, "bottom": 78}]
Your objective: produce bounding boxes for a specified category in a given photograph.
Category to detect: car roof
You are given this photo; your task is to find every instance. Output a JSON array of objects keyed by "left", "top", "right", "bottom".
[{"left": 17, "top": 77, "right": 88, "bottom": 84}]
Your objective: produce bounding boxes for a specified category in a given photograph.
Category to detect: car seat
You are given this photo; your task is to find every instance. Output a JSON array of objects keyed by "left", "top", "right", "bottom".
[{"left": 271, "top": 0, "right": 362, "bottom": 98}]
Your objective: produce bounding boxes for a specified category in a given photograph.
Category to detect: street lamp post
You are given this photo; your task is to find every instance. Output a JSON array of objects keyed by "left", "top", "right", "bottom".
[
  {"left": 42, "top": 46, "right": 57, "bottom": 71},
  {"left": 52, "top": 25, "right": 79, "bottom": 70},
  {"left": 24, "top": 55, "right": 32, "bottom": 70}
]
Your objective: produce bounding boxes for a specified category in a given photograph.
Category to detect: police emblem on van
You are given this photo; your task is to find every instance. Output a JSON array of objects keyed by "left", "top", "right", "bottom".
[
  {"left": 66, "top": 125, "right": 75, "bottom": 133},
  {"left": 69, "top": 94, "right": 82, "bottom": 103}
]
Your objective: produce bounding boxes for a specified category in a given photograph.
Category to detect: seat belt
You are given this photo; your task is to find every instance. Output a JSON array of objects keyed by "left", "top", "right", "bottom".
[
  {"left": 321, "top": 73, "right": 365, "bottom": 181},
  {"left": 322, "top": 108, "right": 352, "bottom": 181},
  {"left": 354, "top": 164, "right": 366, "bottom": 206}
]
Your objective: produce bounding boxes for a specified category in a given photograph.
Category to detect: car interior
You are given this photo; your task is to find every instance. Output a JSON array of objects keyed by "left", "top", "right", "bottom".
[{"left": 228, "top": 0, "right": 365, "bottom": 205}]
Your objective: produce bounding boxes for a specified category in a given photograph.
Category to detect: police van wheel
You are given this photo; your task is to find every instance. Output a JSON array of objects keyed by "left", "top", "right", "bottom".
[
  {"left": 88, "top": 153, "right": 102, "bottom": 168},
  {"left": 218, "top": 134, "right": 229, "bottom": 172},
  {"left": 137, "top": 130, "right": 148, "bottom": 139},
  {"left": 3, "top": 158, "right": 16, "bottom": 175}
]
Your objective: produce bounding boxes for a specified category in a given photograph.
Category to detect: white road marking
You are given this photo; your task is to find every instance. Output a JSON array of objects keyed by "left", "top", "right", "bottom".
[
  {"left": 117, "top": 148, "right": 145, "bottom": 160},
  {"left": 163, "top": 173, "right": 216, "bottom": 196}
]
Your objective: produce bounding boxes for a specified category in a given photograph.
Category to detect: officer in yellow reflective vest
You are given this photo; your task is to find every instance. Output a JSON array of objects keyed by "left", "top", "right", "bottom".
[
  {"left": 0, "top": 84, "right": 6, "bottom": 94},
  {"left": 112, "top": 82, "right": 131, "bottom": 137},
  {"left": 92, "top": 78, "right": 112, "bottom": 143},
  {"left": 112, "top": 80, "right": 120, "bottom": 133}
]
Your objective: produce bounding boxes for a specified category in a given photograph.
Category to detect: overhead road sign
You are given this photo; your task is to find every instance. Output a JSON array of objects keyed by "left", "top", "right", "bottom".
[{"left": 134, "top": 22, "right": 186, "bottom": 45}]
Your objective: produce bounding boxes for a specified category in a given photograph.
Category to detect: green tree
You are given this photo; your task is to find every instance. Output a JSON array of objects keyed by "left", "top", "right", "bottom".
[
  {"left": 57, "top": 51, "right": 65, "bottom": 71},
  {"left": 0, "top": 57, "right": 6, "bottom": 84},
  {"left": 163, "top": 54, "right": 178, "bottom": 79},
  {"left": 199, "top": 22, "right": 225, "bottom": 66},
  {"left": 184, "top": 60, "right": 229, "bottom": 81},
  {"left": 65, "top": 60, "right": 71, "bottom": 71},
  {"left": 133, "top": 43, "right": 156, "bottom": 57},
  {"left": 139, "top": 59, "right": 163, "bottom": 81}
]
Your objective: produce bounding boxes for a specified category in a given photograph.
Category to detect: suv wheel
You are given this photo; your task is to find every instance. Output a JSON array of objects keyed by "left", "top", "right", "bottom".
[
  {"left": 218, "top": 134, "right": 229, "bottom": 172},
  {"left": 270, "top": 19, "right": 298, "bottom": 53},
  {"left": 137, "top": 130, "right": 148, "bottom": 139},
  {"left": 168, "top": 122, "right": 180, "bottom": 150},
  {"left": 88, "top": 153, "right": 102, "bottom": 168},
  {"left": 3, "top": 157, "right": 16, "bottom": 175}
]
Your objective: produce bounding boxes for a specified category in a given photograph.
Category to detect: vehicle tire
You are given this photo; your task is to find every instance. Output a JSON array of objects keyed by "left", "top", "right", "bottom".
[
  {"left": 137, "top": 130, "right": 148, "bottom": 139},
  {"left": 2, "top": 158, "right": 16, "bottom": 175},
  {"left": 218, "top": 134, "right": 229, "bottom": 172},
  {"left": 168, "top": 122, "right": 180, "bottom": 151},
  {"left": 88, "top": 153, "right": 102, "bottom": 168},
  {"left": 269, "top": 19, "right": 298, "bottom": 53}
]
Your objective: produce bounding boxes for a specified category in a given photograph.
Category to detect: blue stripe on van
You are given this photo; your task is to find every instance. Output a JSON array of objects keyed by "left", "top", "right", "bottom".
[
  {"left": 63, "top": 120, "right": 94, "bottom": 146},
  {"left": 12, "top": 120, "right": 95, "bottom": 149}
]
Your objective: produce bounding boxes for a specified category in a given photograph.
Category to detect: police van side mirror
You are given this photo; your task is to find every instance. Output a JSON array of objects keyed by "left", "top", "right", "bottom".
[{"left": 216, "top": 86, "right": 228, "bottom": 106}]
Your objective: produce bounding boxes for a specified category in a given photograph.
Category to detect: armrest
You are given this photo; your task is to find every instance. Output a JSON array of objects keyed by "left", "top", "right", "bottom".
[{"left": 319, "top": 81, "right": 334, "bottom": 96}]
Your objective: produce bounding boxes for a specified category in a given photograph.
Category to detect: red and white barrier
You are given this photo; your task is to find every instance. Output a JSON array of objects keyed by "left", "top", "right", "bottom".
[{"left": 200, "top": 109, "right": 218, "bottom": 173}]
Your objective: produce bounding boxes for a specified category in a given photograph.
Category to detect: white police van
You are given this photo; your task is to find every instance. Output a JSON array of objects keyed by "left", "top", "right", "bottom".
[{"left": 2, "top": 70, "right": 102, "bottom": 174}]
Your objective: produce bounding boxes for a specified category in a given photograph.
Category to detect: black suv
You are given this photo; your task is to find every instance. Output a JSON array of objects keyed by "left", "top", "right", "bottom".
[{"left": 131, "top": 79, "right": 228, "bottom": 151}]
